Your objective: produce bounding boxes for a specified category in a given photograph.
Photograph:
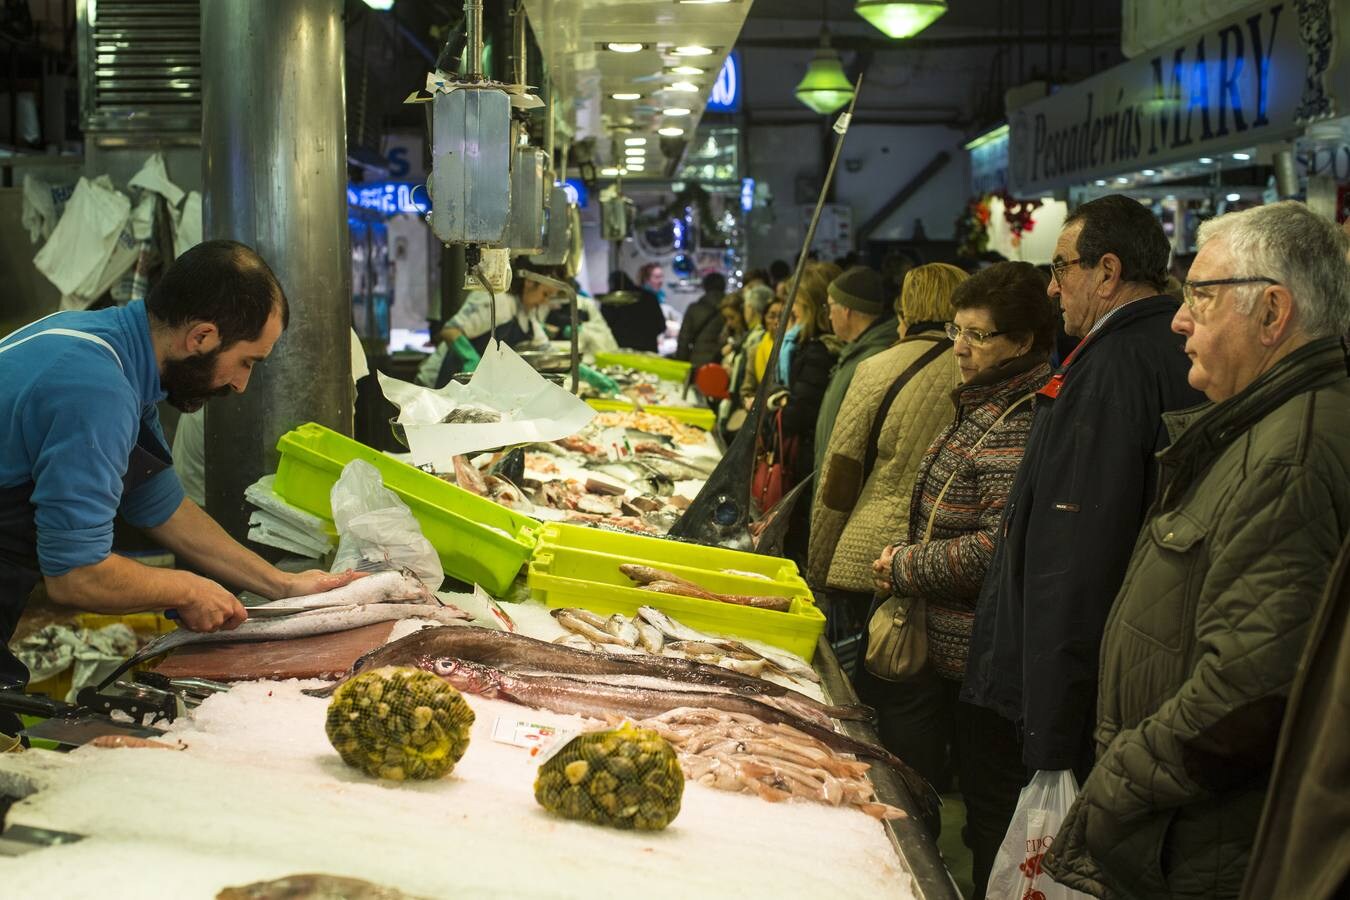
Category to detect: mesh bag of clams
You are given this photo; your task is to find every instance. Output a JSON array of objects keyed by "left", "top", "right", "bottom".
[{"left": 534, "top": 723, "right": 684, "bottom": 830}]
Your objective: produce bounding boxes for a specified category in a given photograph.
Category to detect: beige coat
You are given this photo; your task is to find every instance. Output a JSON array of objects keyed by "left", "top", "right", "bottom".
[{"left": 807, "top": 331, "right": 956, "bottom": 592}]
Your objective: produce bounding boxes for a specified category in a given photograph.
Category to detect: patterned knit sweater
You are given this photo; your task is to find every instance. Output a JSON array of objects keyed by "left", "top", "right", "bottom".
[{"left": 890, "top": 356, "right": 1051, "bottom": 681}]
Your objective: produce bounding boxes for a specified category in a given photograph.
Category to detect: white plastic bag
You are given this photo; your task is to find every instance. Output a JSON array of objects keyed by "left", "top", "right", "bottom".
[
  {"left": 987, "top": 770, "right": 1093, "bottom": 900},
  {"left": 329, "top": 460, "right": 443, "bottom": 589}
]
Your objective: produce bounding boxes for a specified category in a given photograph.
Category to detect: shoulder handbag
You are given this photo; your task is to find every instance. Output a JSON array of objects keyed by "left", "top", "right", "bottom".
[
  {"left": 865, "top": 390, "right": 1036, "bottom": 681},
  {"left": 752, "top": 407, "right": 793, "bottom": 512},
  {"left": 819, "top": 338, "right": 949, "bottom": 514}
]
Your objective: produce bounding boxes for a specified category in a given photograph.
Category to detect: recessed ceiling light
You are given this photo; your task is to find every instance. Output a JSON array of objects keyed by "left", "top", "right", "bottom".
[
  {"left": 663, "top": 107, "right": 691, "bottom": 116},
  {"left": 607, "top": 42, "right": 645, "bottom": 53},
  {"left": 601, "top": 166, "right": 621, "bottom": 176},
  {"left": 1094, "top": 180, "right": 1107, "bottom": 186},
  {"left": 626, "top": 163, "right": 646, "bottom": 171},
  {"left": 1226, "top": 192, "right": 1241, "bottom": 202},
  {"left": 1115, "top": 177, "right": 1129, "bottom": 184},
  {"left": 1198, "top": 157, "right": 1213, "bottom": 164},
  {"left": 625, "top": 147, "right": 647, "bottom": 155},
  {"left": 611, "top": 92, "right": 642, "bottom": 101},
  {"left": 624, "top": 137, "right": 647, "bottom": 146},
  {"left": 669, "top": 81, "right": 699, "bottom": 92},
  {"left": 671, "top": 65, "right": 705, "bottom": 75},
  {"left": 1142, "top": 169, "right": 1156, "bottom": 176},
  {"left": 658, "top": 126, "right": 685, "bottom": 137},
  {"left": 1231, "top": 152, "right": 1251, "bottom": 161},
  {"left": 674, "top": 45, "right": 714, "bottom": 56}
]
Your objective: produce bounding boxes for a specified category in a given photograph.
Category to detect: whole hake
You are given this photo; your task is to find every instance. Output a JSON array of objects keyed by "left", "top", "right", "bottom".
[{"left": 306, "top": 626, "right": 869, "bottom": 726}]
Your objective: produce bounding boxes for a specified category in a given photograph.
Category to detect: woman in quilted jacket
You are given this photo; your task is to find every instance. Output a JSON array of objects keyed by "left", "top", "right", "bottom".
[
  {"left": 807, "top": 263, "right": 967, "bottom": 640},
  {"left": 867, "top": 261, "right": 1056, "bottom": 900}
]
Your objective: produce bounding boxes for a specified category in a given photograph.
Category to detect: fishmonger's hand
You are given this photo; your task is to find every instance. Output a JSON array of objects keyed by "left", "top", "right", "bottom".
[
  {"left": 277, "top": 568, "right": 364, "bottom": 599},
  {"left": 174, "top": 573, "right": 249, "bottom": 632}
]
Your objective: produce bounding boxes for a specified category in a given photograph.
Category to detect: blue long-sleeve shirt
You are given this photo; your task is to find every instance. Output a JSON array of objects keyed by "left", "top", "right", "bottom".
[{"left": 0, "top": 301, "right": 184, "bottom": 576}]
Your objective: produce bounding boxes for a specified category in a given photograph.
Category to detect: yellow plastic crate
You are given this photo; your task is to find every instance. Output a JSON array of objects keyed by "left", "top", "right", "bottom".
[
  {"left": 584, "top": 398, "right": 716, "bottom": 431},
  {"left": 273, "top": 423, "right": 539, "bottom": 595},
  {"left": 593, "top": 351, "right": 692, "bottom": 384},
  {"left": 26, "top": 613, "right": 176, "bottom": 702},
  {"left": 526, "top": 523, "right": 823, "bottom": 661}
]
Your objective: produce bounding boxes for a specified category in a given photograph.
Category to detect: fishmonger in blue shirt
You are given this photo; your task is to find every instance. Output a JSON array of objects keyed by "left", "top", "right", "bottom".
[{"left": 0, "top": 240, "right": 358, "bottom": 735}]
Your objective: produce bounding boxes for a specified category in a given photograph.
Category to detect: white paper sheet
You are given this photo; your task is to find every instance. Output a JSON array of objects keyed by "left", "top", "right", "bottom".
[{"left": 377, "top": 339, "right": 595, "bottom": 470}]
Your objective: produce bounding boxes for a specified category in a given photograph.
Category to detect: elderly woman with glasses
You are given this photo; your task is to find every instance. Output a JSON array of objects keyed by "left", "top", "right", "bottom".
[{"left": 863, "top": 261, "right": 1057, "bottom": 899}]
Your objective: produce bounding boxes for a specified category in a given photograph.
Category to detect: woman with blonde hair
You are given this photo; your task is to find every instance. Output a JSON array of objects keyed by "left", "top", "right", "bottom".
[{"left": 807, "top": 263, "right": 967, "bottom": 647}]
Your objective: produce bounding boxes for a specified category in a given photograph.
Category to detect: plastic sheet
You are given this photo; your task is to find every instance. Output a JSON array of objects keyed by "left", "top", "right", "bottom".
[{"left": 378, "top": 339, "right": 595, "bottom": 469}]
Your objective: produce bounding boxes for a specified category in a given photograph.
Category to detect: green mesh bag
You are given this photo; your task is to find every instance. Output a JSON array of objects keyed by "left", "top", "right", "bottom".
[
  {"left": 325, "top": 666, "right": 475, "bottom": 781},
  {"left": 534, "top": 724, "right": 684, "bottom": 830}
]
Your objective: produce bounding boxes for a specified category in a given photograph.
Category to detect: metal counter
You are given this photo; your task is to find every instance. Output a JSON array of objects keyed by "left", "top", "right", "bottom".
[{"left": 815, "top": 638, "right": 962, "bottom": 900}]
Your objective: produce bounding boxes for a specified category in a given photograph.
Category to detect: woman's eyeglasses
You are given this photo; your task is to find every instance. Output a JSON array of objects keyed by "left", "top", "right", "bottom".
[{"left": 945, "top": 322, "right": 1008, "bottom": 346}]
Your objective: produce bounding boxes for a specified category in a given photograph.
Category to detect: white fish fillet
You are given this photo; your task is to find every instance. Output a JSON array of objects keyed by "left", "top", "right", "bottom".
[
  {"left": 252, "top": 570, "right": 430, "bottom": 611},
  {"left": 116, "top": 603, "right": 472, "bottom": 673}
]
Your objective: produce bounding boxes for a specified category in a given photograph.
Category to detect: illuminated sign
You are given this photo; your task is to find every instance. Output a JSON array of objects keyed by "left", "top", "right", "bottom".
[
  {"left": 707, "top": 52, "right": 741, "bottom": 113},
  {"left": 740, "top": 177, "right": 755, "bottom": 212},
  {"left": 346, "top": 182, "right": 429, "bottom": 215}
]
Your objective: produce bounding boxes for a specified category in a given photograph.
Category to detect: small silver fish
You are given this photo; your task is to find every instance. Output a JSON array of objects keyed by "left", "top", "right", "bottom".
[
  {"left": 603, "top": 613, "right": 640, "bottom": 648},
  {"left": 635, "top": 619, "right": 665, "bottom": 654},
  {"left": 551, "top": 609, "right": 629, "bottom": 647}
]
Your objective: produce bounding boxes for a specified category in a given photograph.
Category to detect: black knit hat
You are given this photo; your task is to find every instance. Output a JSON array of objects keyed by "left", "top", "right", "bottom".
[{"left": 827, "top": 266, "right": 888, "bottom": 315}]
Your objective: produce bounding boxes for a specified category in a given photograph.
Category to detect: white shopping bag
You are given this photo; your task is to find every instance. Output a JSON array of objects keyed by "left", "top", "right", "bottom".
[{"left": 987, "top": 770, "right": 1093, "bottom": 900}]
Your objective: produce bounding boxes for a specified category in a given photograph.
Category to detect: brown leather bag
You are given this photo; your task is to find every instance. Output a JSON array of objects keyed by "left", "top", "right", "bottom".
[{"left": 864, "top": 392, "right": 1034, "bottom": 681}]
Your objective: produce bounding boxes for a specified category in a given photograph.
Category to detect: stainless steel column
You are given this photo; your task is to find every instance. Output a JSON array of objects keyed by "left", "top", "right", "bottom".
[{"left": 200, "top": 0, "right": 351, "bottom": 542}]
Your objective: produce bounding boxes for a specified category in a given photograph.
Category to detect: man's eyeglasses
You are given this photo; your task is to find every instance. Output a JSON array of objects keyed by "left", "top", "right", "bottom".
[
  {"left": 1050, "top": 257, "right": 1083, "bottom": 285},
  {"left": 1181, "top": 277, "right": 1280, "bottom": 313},
  {"left": 945, "top": 322, "right": 1008, "bottom": 346}
]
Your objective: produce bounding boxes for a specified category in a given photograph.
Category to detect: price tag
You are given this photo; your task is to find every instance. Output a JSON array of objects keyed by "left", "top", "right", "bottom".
[{"left": 491, "top": 717, "right": 577, "bottom": 764}]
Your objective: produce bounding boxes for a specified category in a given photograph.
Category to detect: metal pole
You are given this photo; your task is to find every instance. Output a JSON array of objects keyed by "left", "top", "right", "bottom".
[
  {"left": 465, "top": 0, "right": 484, "bottom": 80},
  {"left": 200, "top": 0, "right": 351, "bottom": 542}
]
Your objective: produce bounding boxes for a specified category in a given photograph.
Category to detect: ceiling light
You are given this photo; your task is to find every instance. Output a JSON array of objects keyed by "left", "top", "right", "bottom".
[
  {"left": 625, "top": 148, "right": 647, "bottom": 157},
  {"left": 658, "top": 126, "right": 685, "bottom": 137},
  {"left": 624, "top": 137, "right": 647, "bottom": 146},
  {"left": 1115, "top": 177, "right": 1129, "bottom": 184},
  {"left": 626, "top": 163, "right": 646, "bottom": 171},
  {"left": 1094, "top": 180, "right": 1107, "bottom": 186},
  {"left": 362, "top": 0, "right": 394, "bottom": 9},
  {"left": 671, "top": 65, "right": 705, "bottom": 75},
  {"left": 1231, "top": 152, "right": 1251, "bottom": 161},
  {"left": 663, "top": 107, "right": 691, "bottom": 116},
  {"left": 1142, "top": 169, "right": 1156, "bottom": 176},
  {"left": 669, "top": 81, "right": 699, "bottom": 92},
  {"left": 601, "top": 166, "right": 621, "bottom": 176},
  {"left": 1198, "top": 157, "right": 1213, "bottom": 164},
  {"left": 795, "top": 32, "right": 854, "bottom": 115},
  {"left": 854, "top": 0, "right": 947, "bottom": 39},
  {"left": 963, "top": 124, "right": 1008, "bottom": 151},
  {"left": 611, "top": 92, "right": 642, "bottom": 101},
  {"left": 607, "top": 42, "right": 645, "bottom": 53},
  {"left": 674, "top": 45, "right": 714, "bottom": 56},
  {"left": 1226, "top": 192, "right": 1242, "bottom": 202}
]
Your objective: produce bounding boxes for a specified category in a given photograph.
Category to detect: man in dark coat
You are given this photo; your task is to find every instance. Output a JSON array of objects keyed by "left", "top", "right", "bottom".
[
  {"left": 600, "top": 269, "right": 666, "bottom": 352},
  {"left": 962, "top": 195, "right": 1204, "bottom": 780},
  {"left": 674, "top": 271, "right": 727, "bottom": 368}
]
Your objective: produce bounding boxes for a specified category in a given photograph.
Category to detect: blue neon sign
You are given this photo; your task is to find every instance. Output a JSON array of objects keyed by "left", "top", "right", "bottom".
[
  {"left": 347, "top": 182, "right": 429, "bottom": 215},
  {"left": 740, "top": 177, "right": 755, "bottom": 212},
  {"left": 562, "top": 178, "right": 589, "bottom": 208},
  {"left": 706, "top": 52, "right": 741, "bottom": 114}
]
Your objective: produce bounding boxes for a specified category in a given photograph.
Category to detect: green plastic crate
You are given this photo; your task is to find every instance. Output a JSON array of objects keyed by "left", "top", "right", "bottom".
[
  {"left": 585, "top": 398, "right": 716, "bottom": 431},
  {"left": 526, "top": 523, "right": 823, "bottom": 661},
  {"left": 273, "top": 423, "right": 539, "bottom": 595},
  {"left": 593, "top": 351, "right": 692, "bottom": 384}
]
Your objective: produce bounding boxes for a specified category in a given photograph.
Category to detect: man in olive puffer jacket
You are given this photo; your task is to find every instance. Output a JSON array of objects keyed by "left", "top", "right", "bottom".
[{"left": 1045, "top": 202, "right": 1350, "bottom": 899}]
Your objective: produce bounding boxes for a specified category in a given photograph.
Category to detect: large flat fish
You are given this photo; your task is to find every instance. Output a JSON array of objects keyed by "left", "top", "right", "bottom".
[
  {"left": 97, "top": 603, "right": 472, "bottom": 690},
  {"left": 303, "top": 627, "right": 867, "bottom": 726}
]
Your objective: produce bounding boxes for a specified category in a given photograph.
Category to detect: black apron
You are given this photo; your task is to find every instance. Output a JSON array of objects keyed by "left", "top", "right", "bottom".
[
  {"left": 0, "top": 324, "right": 173, "bottom": 735},
  {"left": 434, "top": 317, "right": 534, "bottom": 388}
]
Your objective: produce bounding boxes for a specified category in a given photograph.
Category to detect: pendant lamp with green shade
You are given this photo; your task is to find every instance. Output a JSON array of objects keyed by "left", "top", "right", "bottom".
[
  {"left": 855, "top": 0, "right": 947, "bottom": 39},
  {"left": 795, "top": 30, "right": 854, "bottom": 115}
]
